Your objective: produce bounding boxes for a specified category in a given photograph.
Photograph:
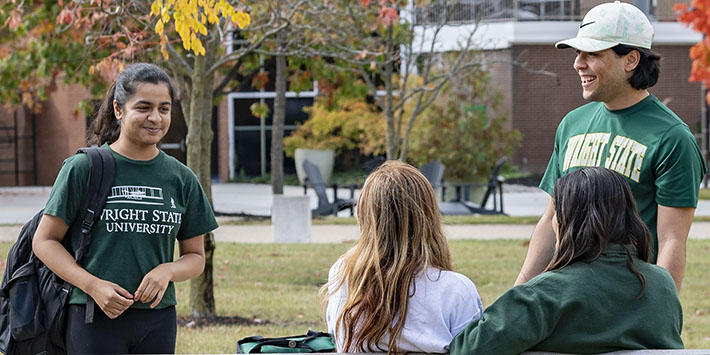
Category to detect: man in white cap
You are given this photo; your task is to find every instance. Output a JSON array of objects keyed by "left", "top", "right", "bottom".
[{"left": 515, "top": 1, "right": 706, "bottom": 291}]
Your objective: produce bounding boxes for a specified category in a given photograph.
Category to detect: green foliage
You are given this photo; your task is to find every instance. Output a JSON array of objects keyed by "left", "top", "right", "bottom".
[
  {"left": 0, "top": 2, "right": 92, "bottom": 111},
  {"left": 283, "top": 96, "right": 386, "bottom": 158},
  {"left": 250, "top": 102, "right": 270, "bottom": 119},
  {"left": 408, "top": 69, "right": 522, "bottom": 182}
]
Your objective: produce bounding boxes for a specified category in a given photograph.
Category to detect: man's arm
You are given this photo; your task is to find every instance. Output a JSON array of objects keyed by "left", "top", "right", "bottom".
[
  {"left": 656, "top": 205, "right": 695, "bottom": 292},
  {"left": 514, "top": 198, "right": 557, "bottom": 285}
]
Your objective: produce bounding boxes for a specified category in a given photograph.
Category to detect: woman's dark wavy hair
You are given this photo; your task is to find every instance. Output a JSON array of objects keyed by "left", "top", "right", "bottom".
[
  {"left": 612, "top": 44, "right": 661, "bottom": 90},
  {"left": 88, "top": 63, "right": 176, "bottom": 146},
  {"left": 544, "top": 167, "right": 652, "bottom": 298}
]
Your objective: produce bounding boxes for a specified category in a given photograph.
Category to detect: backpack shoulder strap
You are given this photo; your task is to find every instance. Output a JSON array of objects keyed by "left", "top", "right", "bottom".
[
  {"left": 74, "top": 147, "right": 115, "bottom": 262},
  {"left": 75, "top": 147, "right": 114, "bottom": 324}
]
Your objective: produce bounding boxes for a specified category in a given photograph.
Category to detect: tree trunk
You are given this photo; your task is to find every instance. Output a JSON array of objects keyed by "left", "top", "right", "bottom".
[
  {"left": 187, "top": 33, "right": 219, "bottom": 319},
  {"left": 271, "top": 37, "right": 287, "bottom": 194},
  {"left": 383, "top": 25, "right": 397, "bottom": 160}
]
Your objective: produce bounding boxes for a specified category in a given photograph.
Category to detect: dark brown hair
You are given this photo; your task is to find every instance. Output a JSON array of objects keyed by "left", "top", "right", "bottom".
[
  {"left": 545, "top": 167, "right": 652, "bottom": 298},
  {"left": 88, "top": 63, "right": 176, "bottom": 145},
  {"left": 612, "top": 44, "right": 661, "bottom": 90}
]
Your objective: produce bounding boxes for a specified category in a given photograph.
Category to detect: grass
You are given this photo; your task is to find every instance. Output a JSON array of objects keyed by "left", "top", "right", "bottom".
[
  {"left": 699, "top": 189, "right": 710, "bottom": 200},
  {"left": 0, "top": 240, "right": 708, "bottom": 353},
  {"left": 218, "top": 215, "right": 543, "bottom": 226}
]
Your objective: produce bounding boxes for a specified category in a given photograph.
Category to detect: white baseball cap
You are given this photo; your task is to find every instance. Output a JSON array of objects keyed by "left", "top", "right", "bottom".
[{"left": 556, "top": 1, "right": 654, "bottom": 52}]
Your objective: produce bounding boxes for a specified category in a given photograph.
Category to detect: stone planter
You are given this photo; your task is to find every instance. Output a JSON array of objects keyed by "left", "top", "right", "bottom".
[
  {"left": 272, "top": 195, "right": 311, "bottom": 243},
  {"left": 294, "top": 148, "right": 335, "bottom": 185}
]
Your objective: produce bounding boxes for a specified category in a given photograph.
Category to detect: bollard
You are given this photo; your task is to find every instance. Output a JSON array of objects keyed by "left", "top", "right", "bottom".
[{"left": 272, "top": 195, "right": 311, "bottom": 243}]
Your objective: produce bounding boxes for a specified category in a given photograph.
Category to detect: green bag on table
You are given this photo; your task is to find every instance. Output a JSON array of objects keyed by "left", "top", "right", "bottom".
[{"left": 236, "top": 330, "right": 335, "bottom": 353}]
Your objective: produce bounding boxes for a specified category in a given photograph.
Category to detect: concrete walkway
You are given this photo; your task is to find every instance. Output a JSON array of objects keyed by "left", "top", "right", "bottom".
[{"left": 1, "top": 183, "right": 710, "bottom": 243}]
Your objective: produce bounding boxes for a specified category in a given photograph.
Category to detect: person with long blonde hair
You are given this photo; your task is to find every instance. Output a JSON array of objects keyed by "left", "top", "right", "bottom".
[{"left": 322, "top": 160, "right": 482, "bottom": 353}]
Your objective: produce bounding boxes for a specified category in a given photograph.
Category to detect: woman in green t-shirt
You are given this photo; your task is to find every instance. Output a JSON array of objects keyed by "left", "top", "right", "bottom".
[
  {"left": 450, "top": 167, "right": 683, "bottom": 355},
  {"left": 33, "top": 63, "right": 218, "bottom": 354}
]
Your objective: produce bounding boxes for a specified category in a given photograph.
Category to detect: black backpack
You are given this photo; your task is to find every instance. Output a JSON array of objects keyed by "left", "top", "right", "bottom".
[{"left": 0, "top": 147, "right": 115, "bottom": 355}]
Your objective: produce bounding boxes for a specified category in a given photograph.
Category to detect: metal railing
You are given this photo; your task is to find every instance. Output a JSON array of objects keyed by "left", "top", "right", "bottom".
[{"left": 412, "top": 0, "right": 685, "bottom": 25}]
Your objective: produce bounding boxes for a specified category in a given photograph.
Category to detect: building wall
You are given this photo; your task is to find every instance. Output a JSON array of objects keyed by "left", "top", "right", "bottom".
[
  {"left": 0, "top": 83, "right": 90, "bottom": 186},
  {"left": 510, "top": 44, "right": 701, "bottom": 175},
  {"left": 35, "top": 83, "right": 91, "bottom": 185},
  {"left": 486, "top": 48, "right": 514, "bottom": 131}
]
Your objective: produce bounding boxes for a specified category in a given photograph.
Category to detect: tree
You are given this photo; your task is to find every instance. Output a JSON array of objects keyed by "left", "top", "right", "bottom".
[
  {"left": 307, "top": 0, "right": 482, "bottom": 161},
  {"left": 0, "top": 0, "right": 265, "bottom": 319},
  {"left": 408, "top": 63, "right": 521, "bottom": 181},
  {"left": 245, "top": 0, "right": 313, "bottom": 194},
  {"left": 676, "top": 0, "right": 710, "bottom": 103}
]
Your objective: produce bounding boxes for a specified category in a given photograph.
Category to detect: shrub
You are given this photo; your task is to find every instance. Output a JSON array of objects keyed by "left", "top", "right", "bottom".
[
  {"left": 283, "top": 97, "right": 386, "bottom": 158},
  {"left": 407, "top": 71, "right": 522, "bottom": 182}
]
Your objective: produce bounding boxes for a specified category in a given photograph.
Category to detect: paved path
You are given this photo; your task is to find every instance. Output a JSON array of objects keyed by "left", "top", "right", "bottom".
[{"left": 1, "top": 183, "right": 710, "bottom": 243}]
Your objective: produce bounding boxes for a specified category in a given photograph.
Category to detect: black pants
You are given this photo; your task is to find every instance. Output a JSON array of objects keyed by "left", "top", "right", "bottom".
[{"left": 66, "top": 304, "right": 177, "bottom": 354}]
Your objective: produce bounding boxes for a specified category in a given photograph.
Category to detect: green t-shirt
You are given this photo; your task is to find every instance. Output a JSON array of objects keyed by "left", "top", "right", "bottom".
[
  {"left": 540, "top": 95, "right": 707, "bottom": 261},
  {"left": 44, "top": 145, "right": 218, "bottom": 309},
  {"left": 450, "top": 245, "right": 683, "bottom": 355}
]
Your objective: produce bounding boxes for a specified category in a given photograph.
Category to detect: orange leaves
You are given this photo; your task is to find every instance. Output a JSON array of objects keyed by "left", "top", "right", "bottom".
[
  {"left": 252, "top": 71, "right": 270, "bottom": 90},
  {"left": 57, "top": 7, "right": 74, "bottom": 25},
  {"left": 4, "top": 9, "right": 22, "bottom": 31},
  {"left": 89, "top": 58, "right": 124, "bottom": 81},
  {"left": 359, "top": 0, "right": 399, "bottom": 26},
  {"left": 677, "top": 0, "right": 710, "bottom": 103},
  {"left": 378, "top": 6, "right": 398, "bottom": 26}
]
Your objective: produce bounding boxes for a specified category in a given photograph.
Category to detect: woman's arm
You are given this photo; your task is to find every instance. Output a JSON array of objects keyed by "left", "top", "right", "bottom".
[
  {"left": 133, "top": 235, "right": 205, "bottom": 308},
  {"left": 32, "top": 214, "right": 135, "bottom": 318}
]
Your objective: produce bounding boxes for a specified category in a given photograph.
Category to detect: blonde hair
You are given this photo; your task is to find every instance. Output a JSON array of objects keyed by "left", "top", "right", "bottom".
[{"left": 321, "top": 160, "right": 452, "bottom": 353}]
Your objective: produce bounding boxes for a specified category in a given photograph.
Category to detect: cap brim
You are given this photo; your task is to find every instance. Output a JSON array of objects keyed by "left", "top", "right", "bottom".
[{"left": 555, "top": 37, "right": 618, "bottom": 52}]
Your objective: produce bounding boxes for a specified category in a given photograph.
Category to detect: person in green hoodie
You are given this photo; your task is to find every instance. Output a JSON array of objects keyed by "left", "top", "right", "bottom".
[{"left": 449, "top": 166, "right": 683, "bottom": 355}]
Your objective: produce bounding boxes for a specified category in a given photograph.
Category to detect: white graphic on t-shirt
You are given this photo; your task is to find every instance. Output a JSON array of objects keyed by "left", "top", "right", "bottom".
[
  {"left": 563, "top": 133, "right": 647, "bottom": 182},
  {"left": 107, "top": 186, "right": 164, "bottom": 206},
  {"left": 171, "top": 198, "right": 176, "bottom": 209},
  {"left": 100, "top": 208, "right": 182, "bottom": 235}
]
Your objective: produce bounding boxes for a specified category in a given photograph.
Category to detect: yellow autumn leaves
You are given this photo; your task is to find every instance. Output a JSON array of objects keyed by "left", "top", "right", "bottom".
[{"left": 150, "top": 0, "right": 251, "bottom": 59}]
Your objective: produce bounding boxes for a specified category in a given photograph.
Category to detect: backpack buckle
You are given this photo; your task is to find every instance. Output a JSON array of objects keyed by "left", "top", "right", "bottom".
[{"left": 81, "top": 209, "right": 95, "bottom": 233}]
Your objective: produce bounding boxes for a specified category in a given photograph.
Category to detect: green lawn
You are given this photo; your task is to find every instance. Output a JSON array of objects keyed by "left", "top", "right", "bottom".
[
  {"left": 177, "top": 240, "right": 710, "bottom": 353},
  {"left": 1, "top": 240, "right": 708, "bottom": 353},
  {"left": 219, "top": 215, "right": 544, "bottom": 226}
]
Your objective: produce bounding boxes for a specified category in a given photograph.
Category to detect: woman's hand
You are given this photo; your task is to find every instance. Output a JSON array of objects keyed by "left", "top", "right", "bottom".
[
  {"left": 134, "top": 263, "right": 173, "bottom": 308},
  {"left": 133, "top": 235, "right": 206, "bottom": 308},
  {"left": 86, "top": 279, "right": 134, "bottom": 319}
]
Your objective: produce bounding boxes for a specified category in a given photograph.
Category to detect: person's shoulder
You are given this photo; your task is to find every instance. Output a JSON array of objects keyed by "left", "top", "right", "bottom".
[
  {"left": 159, "top": 151, "right": 191, "bottom": 170},
  {"left": 638, "top": 260, "right": 677, "bottom": 284},
  {"left": 58, "top": 150, "right": 92, "bottom": 176},
  {"left": 328, "top": 257, "right": 346, "bottom": 280},
  {"left": 64, "top": 150, "right": 91, "bottom": 167},
  {"left": 644, "top": 96, "right": 689, "bottom": 127},
  {"left": 158, "top": 151, "right": 201, "bottom": 180},
  {"left": 524, "top": 267, "right": 577, "bottom": 294},
  {"left": 558, "top": 102, "right": 604, "bottom": 128},
  {"left": 427, "top": 269, "right": 478, "bottom": 293},
  {"left": 564, "top": 101, "right": 603, "bottom": 118}
]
